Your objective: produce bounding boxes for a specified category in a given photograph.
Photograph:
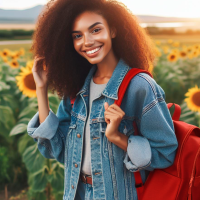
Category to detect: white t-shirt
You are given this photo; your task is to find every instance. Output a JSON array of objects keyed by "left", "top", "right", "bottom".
[{"left": 81, "top": 76, "right": 107, "bottom": 175}]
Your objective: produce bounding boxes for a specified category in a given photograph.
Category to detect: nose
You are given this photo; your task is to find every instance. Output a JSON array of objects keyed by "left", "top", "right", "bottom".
[{"left": 84, "top": 33, "right": 94, "bottom": 47}]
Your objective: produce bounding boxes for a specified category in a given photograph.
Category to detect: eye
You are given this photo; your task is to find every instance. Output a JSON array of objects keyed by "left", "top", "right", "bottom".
[
  {"left": 92, "top": 28, "right": 101, "bottom": 33},
  {"left": 73, "top": 34, "right": 82, "bottom": 39}
]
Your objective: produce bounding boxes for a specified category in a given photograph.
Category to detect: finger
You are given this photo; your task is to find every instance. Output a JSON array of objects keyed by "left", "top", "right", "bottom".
[
  {"left": 107, "top": 107, "right": 121, "bottom": 115},
  {"left": 104, "top": 102, "right": 109, "bottom": 110},
  {"left": 105, "top": 114, "right": 117, "bottom": 123},
  {"left": 110, "top": 104, "right": 125, "bottom": 115},
  {"left": 104, "top": 116, "right": 110, "bottom": 124},
  {"left": 34, "top": 56, "right": 45, "bottom": 62},
  {"left": 107, "top": 106, "right": 124, "bottom": 118}
]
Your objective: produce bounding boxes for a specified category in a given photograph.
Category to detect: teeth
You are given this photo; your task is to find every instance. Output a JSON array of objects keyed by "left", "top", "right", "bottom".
[{"left": 86, "top": 47, "right": 101, "bottom": 54}]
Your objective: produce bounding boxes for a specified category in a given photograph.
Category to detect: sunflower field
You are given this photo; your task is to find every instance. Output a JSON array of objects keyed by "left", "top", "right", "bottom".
[{"left": 0, "top": 39, "right": 200, "bottom": 200}]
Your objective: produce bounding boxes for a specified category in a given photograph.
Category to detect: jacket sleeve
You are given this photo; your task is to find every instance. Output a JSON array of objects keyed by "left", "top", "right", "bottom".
[
  {"left": 27, "top": 96, "right": 72, "bottom": 164},
  {"left": 123, "top": 75, "right": 178, "bottom": 172}
]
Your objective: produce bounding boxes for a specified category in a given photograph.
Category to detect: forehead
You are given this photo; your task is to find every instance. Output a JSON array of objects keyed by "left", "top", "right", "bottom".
[{"left": 72, "top": 11, "right": 107, "bottom": 30}]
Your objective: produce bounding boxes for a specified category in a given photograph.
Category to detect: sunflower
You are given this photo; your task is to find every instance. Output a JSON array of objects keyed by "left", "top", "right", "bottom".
[
  {"left": 2, "top": 57, "right": 8, "bottom": 63},
  {"left": 10, "top": 51, "right": 20, "bottom": 60},
  {"left": 18, "top": 48, "right": 25, "bottom": 56},
  {"left": 187, "top": 46, "right": 193, "bottom": 53},
  {"left": 179, "top": 51, "right": 187, "bottom": 59},
  {"left": 188, "top": 53, "right": 194, "bottom": 59},
  {"left": 147, "top": 60, "right": 154, "bottom": 73},
  {"left": 193, "top": 44, "right": 200, "bottom": 51},
  {"left": 162, "top": 46, "right": 169, "bottom": 54},
  {"left": 171, "top": 48, "right": 179, "bottom": 54},
  {"left": 185, "top": 85, "right": 200, "bottom": 112},
  {"left": 172, "top": 42, "right": 180, "bottom": 47},
  {"left": 155, "top": 40, "right": 161, "bottom": 46},
  {"left": 9, "top": 59, "right": 19, "bottom": 68},
  {"left": 167, "top": 39, "right": 173, "bottom": 44},
  {"left": 182, "top": 45, "right": 188, "bottom": 51},
  {"left": 15, "top": 65, "right": 36, "bottom": 98},
  {"left": 192, "top": 50, "right": 199, "bottom": 58},
  {"left": 0, "top": 49, "right": 11, "bottom": 57},
  {"left": 154, "top": 47, "right": 162, "bottom": 57},
  {"left": 26, "top": 60, "right": 34, "bottom": 70},
  {"left": 167, "top": 52, "right": 179, "bottom": 62}
]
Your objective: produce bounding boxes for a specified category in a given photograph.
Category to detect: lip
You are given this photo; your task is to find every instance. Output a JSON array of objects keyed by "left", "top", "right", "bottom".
[{"left": 83, "top": 45, "right": 103, "bottom": 58}]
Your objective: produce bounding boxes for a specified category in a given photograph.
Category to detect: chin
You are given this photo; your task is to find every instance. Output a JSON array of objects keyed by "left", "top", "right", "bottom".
[{"left": 86, "top": 57, "right": 104, "bottom": 65}]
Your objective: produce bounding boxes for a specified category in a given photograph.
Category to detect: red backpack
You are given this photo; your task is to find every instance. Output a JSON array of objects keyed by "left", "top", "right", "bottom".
[{"left": 71, "top": 68, "right": 200, "bottom": 200}]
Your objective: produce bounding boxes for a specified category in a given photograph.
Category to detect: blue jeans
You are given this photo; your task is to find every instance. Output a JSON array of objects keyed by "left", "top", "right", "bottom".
[{"left": 74, "top": 178, "right": 93, "bottom": 200}]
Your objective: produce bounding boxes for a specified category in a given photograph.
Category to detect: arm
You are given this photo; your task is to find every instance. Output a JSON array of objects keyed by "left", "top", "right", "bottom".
[
  {"left": 122, "top": 75, "right": 178, "bottom": 172},
  {"left": 27, "top": 96, "right": 72, "bottom": 164}
]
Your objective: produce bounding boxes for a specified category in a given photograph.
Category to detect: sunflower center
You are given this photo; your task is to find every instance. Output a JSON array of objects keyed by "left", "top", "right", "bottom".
[
  {"left": 24, "top": 74, "right": 36, "bottom": 90},
  {"left": 181, "top": 52, "right": 186, "bottom": 57},
  {"left": 171, "top": 55, "right": 175, "bottom": 59},
  {"left": 192, "top": 91, "right": 200, "bottom": 107}
]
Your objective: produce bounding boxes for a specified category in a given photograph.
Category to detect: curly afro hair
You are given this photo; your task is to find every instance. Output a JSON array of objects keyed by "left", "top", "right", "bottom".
[{"left": 31, "top": 0, "right": 156, "bottom": 101}]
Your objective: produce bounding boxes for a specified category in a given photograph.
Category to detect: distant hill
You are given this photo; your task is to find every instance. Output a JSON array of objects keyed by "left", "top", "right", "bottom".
[
  {"left": 0, "top": 5, "right": 199, "bottom": 24},
  {"left": 0, "top": 5, "right": 43, "bottom": 23}
]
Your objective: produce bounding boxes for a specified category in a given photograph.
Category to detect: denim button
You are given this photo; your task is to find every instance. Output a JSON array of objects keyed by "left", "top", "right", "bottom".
[
  {"left": 77, "top": 134, "right": 81, "bottom": 138},
  {"left": 71, "top": 185, "right": 74, "bottom": 189},
  {"left": 75, "top": 163, "right": 78, "bottom": 168}
]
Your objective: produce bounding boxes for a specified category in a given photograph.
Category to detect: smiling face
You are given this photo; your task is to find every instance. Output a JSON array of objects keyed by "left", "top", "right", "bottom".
[{"left": 71, "top": 11, "right": 116, "bottom": 65}]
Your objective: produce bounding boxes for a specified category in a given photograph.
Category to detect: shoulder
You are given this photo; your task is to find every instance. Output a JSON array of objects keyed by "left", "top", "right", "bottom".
[{"left": 128, "top": 72, "right": 165, "bottom": 100}]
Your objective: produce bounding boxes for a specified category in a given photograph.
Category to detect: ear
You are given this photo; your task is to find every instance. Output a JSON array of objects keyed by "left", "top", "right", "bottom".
[{"left": 110, "top": 27, "right": 117, "bottom": 38}]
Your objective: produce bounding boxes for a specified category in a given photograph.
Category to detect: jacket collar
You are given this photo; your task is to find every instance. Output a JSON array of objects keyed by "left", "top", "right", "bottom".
[{"left": 76, "top": 58, "right": 130, "bottom": 100}]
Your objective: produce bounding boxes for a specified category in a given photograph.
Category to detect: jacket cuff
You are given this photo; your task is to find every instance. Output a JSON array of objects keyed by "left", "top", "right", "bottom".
[
  {"left": 27, "top": 109, "right": 59, "bottom": 140},
  {"left": 123, "top": 135, "right": 152, "bottom": 172}
]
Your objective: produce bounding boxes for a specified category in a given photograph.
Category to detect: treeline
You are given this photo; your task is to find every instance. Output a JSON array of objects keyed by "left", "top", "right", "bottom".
[
  {"left": 145, "top": 27, "right": 200, "bottom": 35},
  {"left": 0, "top": 28, "right": 200, "bottom": 40},
  {"left": 0, "top": 29, "right": 34, "bottom": 39}
]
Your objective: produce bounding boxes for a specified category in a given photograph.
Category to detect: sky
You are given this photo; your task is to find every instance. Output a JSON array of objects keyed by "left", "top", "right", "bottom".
[{"left": 0, "top": 0, "right": 200, "bottom": 18}]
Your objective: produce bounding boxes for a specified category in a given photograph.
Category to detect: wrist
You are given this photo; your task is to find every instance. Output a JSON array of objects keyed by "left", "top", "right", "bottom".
[
  {"left": 107, "top": 130, "right": 121, "bottom": 143},
  {"left": 36, "top": 86, "right": 48, "bottom": 93}
]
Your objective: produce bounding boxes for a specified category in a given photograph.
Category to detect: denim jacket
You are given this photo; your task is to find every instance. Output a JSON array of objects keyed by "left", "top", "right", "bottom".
[{"left": 27, "top": 58, "right": 178, "bottom": 200}]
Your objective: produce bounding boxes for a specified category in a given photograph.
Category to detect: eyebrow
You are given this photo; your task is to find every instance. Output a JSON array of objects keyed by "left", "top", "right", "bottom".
[{"left": 72, "top": 22, "right": 103, "bottom": 34}]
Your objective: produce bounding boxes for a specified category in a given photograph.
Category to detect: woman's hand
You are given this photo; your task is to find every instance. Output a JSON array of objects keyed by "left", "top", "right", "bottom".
[
  {"left": 32, "top": 55, "right": 48, "bottom": 89},
  {"left": 104, "top": 102, "right": 125, "bottom": 141}
]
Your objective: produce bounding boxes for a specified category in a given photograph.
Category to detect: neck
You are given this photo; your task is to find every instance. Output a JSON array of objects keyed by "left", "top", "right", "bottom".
[{"left": 94, "top": 48, "right": 119, "bottom": 78}]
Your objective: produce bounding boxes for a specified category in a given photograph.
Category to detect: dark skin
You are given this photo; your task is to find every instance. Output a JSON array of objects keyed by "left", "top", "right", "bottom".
[{"left": 72, "top": 11, "right": 128, "bottom": 152}]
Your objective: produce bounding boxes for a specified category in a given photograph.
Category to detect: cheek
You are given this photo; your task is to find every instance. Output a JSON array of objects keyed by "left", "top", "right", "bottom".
[
  {"left": 73, "top": 41, "right": 82, "bottom": 54},
  {"left": 101, "top": 34, "right": 112, "bottom": 52}
]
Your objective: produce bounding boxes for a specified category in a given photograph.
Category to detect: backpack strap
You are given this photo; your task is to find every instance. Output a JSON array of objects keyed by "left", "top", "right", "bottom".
[
  {"left": 114, "top": 68, "right": 153, "bottom": 107},
  {"left": 167, "top": 103, "right": 181, "bottom": 121}
]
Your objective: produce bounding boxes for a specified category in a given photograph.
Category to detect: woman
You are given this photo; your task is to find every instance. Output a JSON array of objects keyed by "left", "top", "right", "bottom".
[{"left": 27, "top": 0, "right": 178, "bottom": 199}]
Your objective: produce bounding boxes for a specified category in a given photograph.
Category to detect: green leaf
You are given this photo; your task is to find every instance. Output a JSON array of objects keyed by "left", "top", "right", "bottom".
[
  {"left": 28, "top": 166, "right": 48, "bottom": 192},
  {"left": 9, "top": 123, "right": 27, "bottom": 136},
  {"left": 0, "top": 105, "right": 15, "bottom": 130},
  {"left": 50, "top": 163, "right": 64, "bottom": 192},
  {"left": 18, "top": 133, "right": 35, "bottom": 154},
  {"left": 22, "top": 143, "right": 46, "bottom": 173},
  {"left": 0, "top": 81, "right": 10, "bottom": 91},
  {"left": 18, "top": 107, "right": 38, "bottom": 119}
]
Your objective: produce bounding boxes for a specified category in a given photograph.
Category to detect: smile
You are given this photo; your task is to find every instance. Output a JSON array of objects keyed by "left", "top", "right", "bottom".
[{"left": 84, "top": 45, "right": 103, "bottom": 58}]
